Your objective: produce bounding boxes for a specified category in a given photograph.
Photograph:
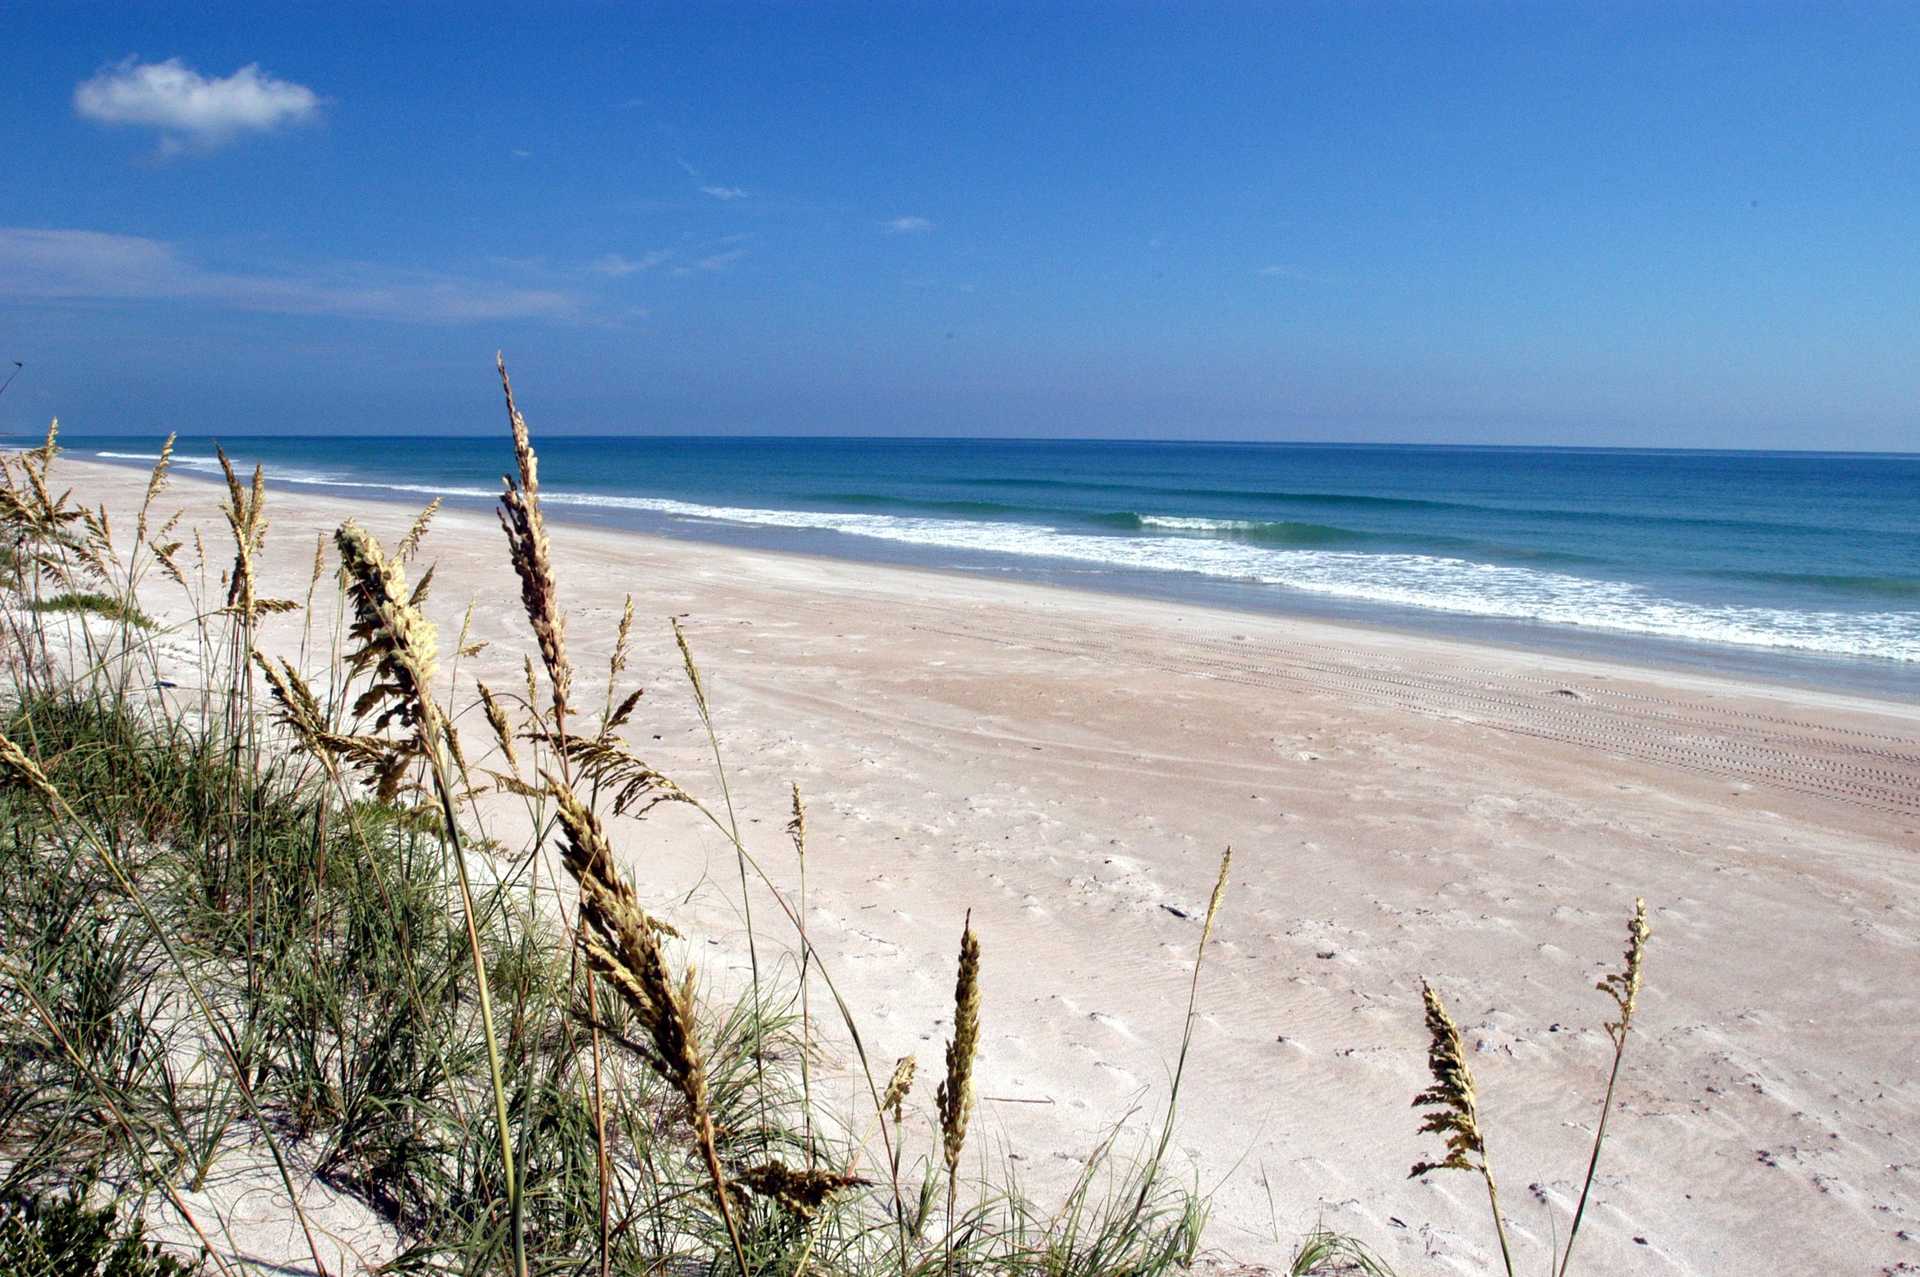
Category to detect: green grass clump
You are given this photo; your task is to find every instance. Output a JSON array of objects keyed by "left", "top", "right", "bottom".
[
  {"left": 0, "top": 1184, "right": 206, "bottom": 1277},
  {"left": 28, "top": 591, "right": 155, "bottom": 630}
]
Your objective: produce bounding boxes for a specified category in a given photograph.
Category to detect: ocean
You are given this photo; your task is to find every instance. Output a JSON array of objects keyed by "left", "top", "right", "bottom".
[{"left": 80, "top": 436, "right": 1920, "bottom": 694}]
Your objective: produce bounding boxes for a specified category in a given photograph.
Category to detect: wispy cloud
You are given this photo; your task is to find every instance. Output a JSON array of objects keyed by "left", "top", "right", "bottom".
[
  {"left": 0, "top": 227, "right": 578, "bottom": 323},
  {"left": 74, "top": 57, "right": 322, "bottom": 154},
  {"left": 671, "top": 246, "right": 749, "bottom": 276},
  {"left": 1256, "top": 264, "right": 1314, "bottom": 281},
  {"left": 675, "top": 156, "right": 750, "bottom": 202},
  {"left": 591, "top": 250, "right": 673, "bottom": 277},
  {"left": 883, "top": 216, "right": 935, "bottom": 234}
]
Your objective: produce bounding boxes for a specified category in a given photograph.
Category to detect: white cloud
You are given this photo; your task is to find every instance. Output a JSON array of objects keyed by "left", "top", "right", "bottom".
[
  {"left": 700, "top": 184, "right": 748, "bottom": 200},
  {"left": 75, "top": 57, "right": 321, "bottom": 153},
  {"left": 1257, "top": 264, "right": 1309, "bottom": 280},
  {"left": 0, "top": 227, "right": 577, "bottom": 323},
  {"left": 591, "top": 250, "right": 673, "bottom": 277},
  {"left": 671, "top": 246, "right": 749, "bottom": 276},
  {"left": 883, "top": 216, "right": 935, "bottom": 234}
]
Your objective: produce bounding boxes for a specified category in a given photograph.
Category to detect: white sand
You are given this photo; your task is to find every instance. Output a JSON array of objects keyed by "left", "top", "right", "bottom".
[{"left": 65, "top": 456, "right": 1920, "bottom": 1275}]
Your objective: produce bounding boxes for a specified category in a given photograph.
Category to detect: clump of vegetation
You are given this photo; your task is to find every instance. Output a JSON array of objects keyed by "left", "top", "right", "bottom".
[
  {"left": 0, "top": 1184, "right": 206, "bottom": 1277},
  {"left": 0, "top": 388, "right": 1652, "bottom": 1276},
  {"left": 28, "top": 591, "right": 156, "bottom": 630}
]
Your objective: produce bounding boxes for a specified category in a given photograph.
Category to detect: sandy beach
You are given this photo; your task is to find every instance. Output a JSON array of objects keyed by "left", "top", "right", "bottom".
[{"left": 67, "top": 454, "right": 1920, "bottom": 1275}]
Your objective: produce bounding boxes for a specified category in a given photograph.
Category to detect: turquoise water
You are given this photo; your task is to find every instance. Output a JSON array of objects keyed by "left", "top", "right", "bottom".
[{"left": 81, "top": 436, "right": 1919, "bottom": 690}]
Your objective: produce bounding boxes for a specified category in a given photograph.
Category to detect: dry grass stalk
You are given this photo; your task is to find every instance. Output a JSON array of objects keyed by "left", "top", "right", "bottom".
[
  {"left": 610, "top": 593, "right": 635, "bottom": 682},
  {"left": 736, "top": 1161, "right": 870, "bottom": 1220},
  {"left": 790, "top": 782, "right": 815, "bottom": 1162},
  {"left": 254, "top": 652, "right": 330, "bottom": 749},
  {"left": 882, "top": 1054, "right": 916, "bottom": 1122},
  {"left": 561, "top": 732, "right": 695, "bottom": 817},
  {"left": 1412, "top": 980, "right": 1514, "bottom": 1276},
  {"left": 936, "top": 912, "right": 981, "bottom": 1274},
  {"left": 544, "top": 775, "right": 749, "bottom": 1274},
  {"left": 936, "top": 914, "right": 981, "bottom": 1176},
  {"left": 216, "top": 449, "right": 267, "bottom": 622},
  {"left": 1599, "top": 898, "right": 1649, "bottom": 1047},
  {"left": 153, "top": 528, "right": 188, "bottom": 589},
  {"left": 0, "top": 730, "right": 61, "bottom": 808},
  {"left": 335, "top": 522, "right": 441, "bottom": 742},
  {"left": 1559, "top": 899, "right": 1652, "bottom": 1277},
  {"left": 1130, "top": 848, "right": 1231, "bottom": 1230},
  {"left": 1200, "top": 846, "right": 1231, "bottom": 945},
  {"left": 136, "top": 433, "right": 174, "bottom": 547},
  {"left": 495, "top": 354, "right": 573, "bottom": 726},
  {"left": 334, "top": 516, "right": 527, "bottom": 1277},
  {"left": 671, "top": 617, "right": 709, "bottom": 718},
  {"left": 397, "top": 496, "right": 442, "bottom": 563},
  {"left": 477, "top": 681, "right": 519, "bottom": 773}
]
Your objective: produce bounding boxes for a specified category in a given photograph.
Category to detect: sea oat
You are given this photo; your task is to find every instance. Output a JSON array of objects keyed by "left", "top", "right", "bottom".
[
  {"left": 217, "top": 450, "right": 268, "bottom": 622},
  {"left": 787, "top": 783, "right": 808, "bottom": 859},
  {"left": 735, "top": 1162, "right": 870, "bottom": 1220},
  {"left": 335, "top": 521, "right": 442, "bottom": 743},
  {"left": 672, "top": 617, "right": 708, "bottom": 718},
  {"left": 495, "top": 355, "right": 572, "bottom": 723},
  {"left": 611, "top": 594, "right": 634, "bottom": 680},
  {"left": 397, "top": 497, "right": 442, "bottom": 564},
  {"left": 544, "top": 775, "right": 745, "bottom": 1268},
  {"left": 936, "top": 914, "right": 981, "bottom": 1176},
  {"left": 136, "top": 433, "right": 174, "bottom": 546},
  {"left": 0, "top": 731, "right": 61, "bottom": 807},
  {"left": 560, "top": 733, "right": 694, "bottom": 817},
  {"left": 1410, "top": 981, "right": 1484, "bottom": 1178},
  {"left": 936, "top": 914, "right": 981, "bottom": 1274},
  {"left": 1412, "top": 978, "right": 1515, "bottom": 1275},
  {"left": 1560, "top": 898, "right": 1654, "bottom": 1277},
  {"left": 882, "top": 1055, "right": 917, "bottom": 1122},
  {"left": 1599, "top": 898, "right": 1649, "bottom": 1047},
  {"left": 476, "top": 682, "right": 520, "bottom": 773}
]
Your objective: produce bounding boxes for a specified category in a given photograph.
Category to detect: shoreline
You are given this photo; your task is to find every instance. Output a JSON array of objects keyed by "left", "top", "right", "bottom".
[
  {"left": 76, "top": 448, "right": 1920, "bottom": 706},
  {"left": 61, "top": 452, "right": 1920, "bottom": 1274}
]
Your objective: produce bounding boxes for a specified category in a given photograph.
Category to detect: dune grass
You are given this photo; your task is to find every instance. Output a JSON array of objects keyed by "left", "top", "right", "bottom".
[
  {"left": 0, "top": 391, "right": 1652, "bottom": 1277},
  {"left": 26, "top": 591, "right": 155, "bottom": 630}
]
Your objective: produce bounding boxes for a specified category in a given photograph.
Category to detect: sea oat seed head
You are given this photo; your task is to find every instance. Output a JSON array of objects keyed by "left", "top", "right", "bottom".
[
  {"left": 0, "top": 732, "right": 61, "bottom": 808},
  {"left": 1600, "top": 898, "right": 1651, "bottom": 1046},
  {"left": 476, "top": 682, "right": 519, "bottom": 772},
  {"left": 335, "top": 520, "right": 442, "bottom": 744},
  {"left": 936, "top": 914, "right": 982, "bottom": 1175},
  {"left": 883, "top": 1055, "right": 917, "bottom": 1122},
  {"left": 495, "top": 355, "right": 572, "bottom": 720},
  {"left": 671, "top": 618, "right": 708, "bottom": 717},
  {"left": 1201, "top": 846, "right": 1232, "bottom": 946},
  {"left": 398, "top": 496, "right": 442, "bottom": 563},
  {"left": 736, "top": 1162, "right": 870, "bottom": 1220},
  {"left": 788, "top": 783, "right": 808, "bottom": 861},
  {"left": 1410, "top": 980, "right": 1486, "bottom": 1179}
]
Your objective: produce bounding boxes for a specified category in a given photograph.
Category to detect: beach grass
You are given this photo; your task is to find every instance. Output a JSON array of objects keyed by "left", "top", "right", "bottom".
[
  {"left": 0, "top": 385, "right": 1650, "bottom": 1276},
  {"left": 27, "top": 591, "right": 156, "bottom": 630}
]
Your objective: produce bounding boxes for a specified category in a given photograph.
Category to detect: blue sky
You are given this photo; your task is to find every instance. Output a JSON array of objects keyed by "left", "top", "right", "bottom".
[{"left": 2, "top": 3, "right": 1917, "bottom": 449}]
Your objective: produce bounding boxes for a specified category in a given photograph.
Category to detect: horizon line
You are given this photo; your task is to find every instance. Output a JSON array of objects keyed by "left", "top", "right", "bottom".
[{"left": 28, "top": 430, "right": 1920, "bottom": 460}]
